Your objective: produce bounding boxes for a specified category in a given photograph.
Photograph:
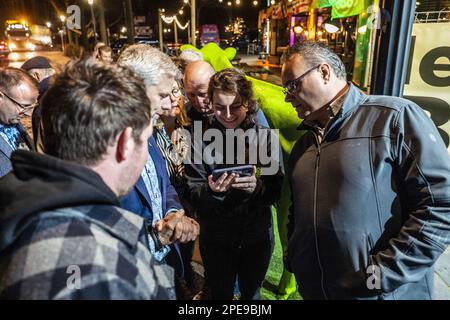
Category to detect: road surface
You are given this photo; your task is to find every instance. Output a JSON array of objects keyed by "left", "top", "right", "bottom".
[{"left": 1, "top": 50, "right": 70, "bottom": 69}]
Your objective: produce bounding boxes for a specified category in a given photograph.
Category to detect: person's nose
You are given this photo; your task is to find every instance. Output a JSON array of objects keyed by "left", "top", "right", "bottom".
[
  {"left": 195, "top": 95, "right": 203, "bottom": 107},
  {"left": 225, "top": 106, "right": 232, "bottom": 119},
  {"left": 161, "top": 96, "right": 172, "bottom": 110}
]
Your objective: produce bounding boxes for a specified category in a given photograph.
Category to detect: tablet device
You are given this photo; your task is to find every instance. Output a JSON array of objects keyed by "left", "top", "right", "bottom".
[{"left": 212, "top": 165, "right": 254, "bottom": 181}]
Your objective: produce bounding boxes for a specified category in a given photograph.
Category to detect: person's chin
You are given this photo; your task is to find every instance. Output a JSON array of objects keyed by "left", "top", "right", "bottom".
[
  {"left": 219, "top": 119, "right": 238, "bottom": 129},
  {"left": 9, "top": 118, "right": 21, "bottom": 125},
  {"left": 295, "top": 104, "right": 312, "bottom": 120},
  {"left": 201, "top": 106, "right": 212, "bottom": 114}
]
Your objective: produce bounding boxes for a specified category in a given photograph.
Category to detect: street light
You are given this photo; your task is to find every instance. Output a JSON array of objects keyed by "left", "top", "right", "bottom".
[
  {"left": 46, "top": 22, "right": 51, "bottom": 28},
  {"left": 253, "top": 1, "right": 258, "bottom": 6},
  {"left": 59, "top": 15, "right": 66, "bottom": 52},
  {"left": 88, "top": 0, "right": 98, "bottom": 43}
]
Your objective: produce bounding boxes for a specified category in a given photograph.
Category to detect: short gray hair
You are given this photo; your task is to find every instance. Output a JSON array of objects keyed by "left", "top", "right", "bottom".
[
  {"left": 180, "top": 49, "right": 203, "bottom": 64},
  {"left": 286, "top": 41, "right": 347, "bottom": 80},
  {"left": 117, "top": 44, "right": 180, "bottom": 86}
]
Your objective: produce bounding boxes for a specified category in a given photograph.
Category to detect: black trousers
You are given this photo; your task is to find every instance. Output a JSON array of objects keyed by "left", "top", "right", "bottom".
[{"left": 199, "top": 228, "right": 274, "bottom": 300}]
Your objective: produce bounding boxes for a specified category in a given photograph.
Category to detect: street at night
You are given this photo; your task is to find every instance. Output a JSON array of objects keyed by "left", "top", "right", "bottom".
[
  {"left": 0, "top": 0, "right": 449, "bottom": 307},
  {"left": 3, "top": 50, "right": 69, "bottom": 69}
]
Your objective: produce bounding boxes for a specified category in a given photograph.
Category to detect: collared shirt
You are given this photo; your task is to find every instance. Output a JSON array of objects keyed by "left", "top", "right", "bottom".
[
  {"left": 0, "top": 123, "right": 29, "bottom": 151},
  {"left": 303, "top": 84, "right": 350, "bottom": 144},
  {"left": 141, "top": 155, "right": 170, "bottom": 261},
  {"left": 154, "top": 124, "right": 189, "bottom": 189}
]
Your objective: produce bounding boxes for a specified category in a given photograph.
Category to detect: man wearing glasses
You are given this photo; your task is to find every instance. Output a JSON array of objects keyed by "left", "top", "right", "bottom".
[
  {"left": 117, "top": 45, "right": 200, "bottom": 299},
  {"left": 0, "top": 67, "right": 38, "bottom": 177},
  {"left": 282, "top": 41, "right": 450, "bottom": 300}
]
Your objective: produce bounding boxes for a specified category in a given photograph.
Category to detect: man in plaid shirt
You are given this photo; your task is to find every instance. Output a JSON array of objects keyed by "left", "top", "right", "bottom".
[{"left": 0, "top": 59, "right": 175, "bottom": 299}]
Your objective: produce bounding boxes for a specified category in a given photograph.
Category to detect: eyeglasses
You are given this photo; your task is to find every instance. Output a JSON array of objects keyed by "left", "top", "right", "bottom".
[
  {"left": 0, "top": 90, "right": 38, "bottom": 114},
  {"left": 170, "top": 87, "right": 183, "bottom": 99},
  {"left": 283, "top": 65, "right": 320, "bottom": 96}
]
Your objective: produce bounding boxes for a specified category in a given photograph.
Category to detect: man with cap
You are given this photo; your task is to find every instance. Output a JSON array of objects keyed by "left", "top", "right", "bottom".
[
  {"left": 21, "top": 56, "right": 56, "bottom": 97},
  {"left": 21, "top": 56, "right": 56, "bottom": 151}
]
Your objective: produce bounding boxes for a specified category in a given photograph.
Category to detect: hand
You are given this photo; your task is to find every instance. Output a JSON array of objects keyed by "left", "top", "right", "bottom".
[
  {"left": 231, "top": 166, "right": 257, "bottom": 194},
  {"left": 154, "top": 210, "right": 200, "bottom": 245},
  {"left": 208, "top": 172, "right": 237, "bottom": 193}
]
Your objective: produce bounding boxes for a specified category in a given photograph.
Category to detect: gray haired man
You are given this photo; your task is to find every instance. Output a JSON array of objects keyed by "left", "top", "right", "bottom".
[
  {"left": 118, "top": 45, "right": 199, "bottom": 298},
  {"left": 282, "top": 41, "right": 450, "bottom": 300}
]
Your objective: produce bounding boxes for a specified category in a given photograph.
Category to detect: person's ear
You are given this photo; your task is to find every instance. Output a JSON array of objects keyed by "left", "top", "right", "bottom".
[
  {"left": 319, "top": 64, "right": 332, "bottom": 83},
  {"left": 116, "top": 127, "right": 134, "bottom": 163},
  {"left": 32, "top": 71, "right": 41, "bottom": 82}
]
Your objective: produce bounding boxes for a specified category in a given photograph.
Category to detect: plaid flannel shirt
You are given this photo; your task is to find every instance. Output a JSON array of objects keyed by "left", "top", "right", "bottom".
[{"left": 0, "top": 204, "right": 175, "bottom": 300}]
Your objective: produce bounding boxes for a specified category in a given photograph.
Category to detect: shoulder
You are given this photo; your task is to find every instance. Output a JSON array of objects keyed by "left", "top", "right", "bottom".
[{"left": 361, "top": 95, "right": 419, "bottom": 113}]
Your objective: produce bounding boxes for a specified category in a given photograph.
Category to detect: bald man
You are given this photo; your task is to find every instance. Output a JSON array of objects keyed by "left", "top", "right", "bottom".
[{"left": 183, "top": 60, "right": 216, "bottom": 123}]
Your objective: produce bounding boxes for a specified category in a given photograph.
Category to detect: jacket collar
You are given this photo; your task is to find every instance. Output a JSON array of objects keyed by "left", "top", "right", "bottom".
[
  {"left": 0, "top": 134, "right": 13, "bottom": 158},
  {"left": 297, "top": 82, "right": 367, "bottom": 131}
]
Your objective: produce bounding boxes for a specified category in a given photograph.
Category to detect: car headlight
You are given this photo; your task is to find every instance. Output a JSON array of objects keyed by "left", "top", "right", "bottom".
[{"left": 26, "top": 42, "right": 36, "bottom": 51}]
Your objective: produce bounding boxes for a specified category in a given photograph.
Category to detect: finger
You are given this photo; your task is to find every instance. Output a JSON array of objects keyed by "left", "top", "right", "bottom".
[
  {"left": 232, "top": 182, "right": 254, "bottom": 188},
  {"left": 234, "top": 176, "right": 254, "bottom": 183},
  {"left": 216, "top": 173, "right": 228, "bottom": 186},
  {"left": 223, "top": 173, "right": 236, "bottom": 186},
  {"left": 193, "top": 220, "right": 200, "bottom": 237},
  {"left": 173, "top": 222, "right": 183, "bottom": 242},
  {"left": 166, "top": 210, "right": 185, "bottom": 228},
  {"left": 154, "top": 220, "right": 164, "bottom": 232},
  {"left": 180, "top": 222, "right": 189, "bottom": 243}
]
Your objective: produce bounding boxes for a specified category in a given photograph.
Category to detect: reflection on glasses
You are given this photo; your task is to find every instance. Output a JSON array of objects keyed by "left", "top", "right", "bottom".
[
  {"left": 171, "top": 87, "right": 183, "bottom": 99},
  {"left": 283, "top": 65, "right": 320, "bottom": 96}
]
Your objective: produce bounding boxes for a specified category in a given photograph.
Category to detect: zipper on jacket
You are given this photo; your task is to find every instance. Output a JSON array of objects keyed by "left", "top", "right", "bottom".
[{"left": 312, "top": 133, "right": 328, "bottom": 300}]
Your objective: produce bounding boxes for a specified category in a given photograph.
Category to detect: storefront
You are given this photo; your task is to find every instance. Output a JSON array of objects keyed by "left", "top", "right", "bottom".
[
  {"left": 258, "top": 0, "right": 376, "bottom": 83},
  {"left": 260, "top": 0, "right": 450, "bottom": 152}
]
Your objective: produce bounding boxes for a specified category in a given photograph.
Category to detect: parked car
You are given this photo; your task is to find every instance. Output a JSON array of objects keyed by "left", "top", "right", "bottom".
[
  {"left": 0, "top": 41, "right": 10, "bottom": 56},
  {"left": 135, "top": 37, "right": 159, "bottom": 48},
  {"left": 111, "top": 37, "right": 160, "bottom": 56}
]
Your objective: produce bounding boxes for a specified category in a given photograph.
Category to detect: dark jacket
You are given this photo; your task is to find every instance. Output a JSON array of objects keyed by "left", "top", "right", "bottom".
[
  {"left": 185, "top": 118, "right": 284, "bottom": 243},
  {"left": 0, "top": 124, "right": 34, "bottom": 177},
  {"left": 287, "top": 83, "right": 450, "bottom": 300},
  {"left": 121, "top": 135, "right": 183, "bottom": 217},
  {"left": 0, "top": 150, "right": 175, "bottom": 299},
  {"left": 120, "top": 135, "right": 184, "bottom": 275}
]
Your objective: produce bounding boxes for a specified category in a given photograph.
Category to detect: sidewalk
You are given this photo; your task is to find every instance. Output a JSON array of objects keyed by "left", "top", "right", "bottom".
[{"left": 236, "top": 53, "right": 283, "bottom": 86}]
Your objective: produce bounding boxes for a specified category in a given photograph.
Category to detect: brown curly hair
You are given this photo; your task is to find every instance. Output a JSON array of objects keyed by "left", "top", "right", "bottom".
[{"left": 208, "top": 68, "right": 258, "bottom": 129}]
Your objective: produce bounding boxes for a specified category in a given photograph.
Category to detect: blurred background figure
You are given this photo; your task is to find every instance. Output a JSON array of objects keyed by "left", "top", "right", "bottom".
[
  {"left": 95, "top": 45, "right": 113, "bottom": 64},
  {"left": 21, "top": 56, "right": 57, "bottom": 151}
]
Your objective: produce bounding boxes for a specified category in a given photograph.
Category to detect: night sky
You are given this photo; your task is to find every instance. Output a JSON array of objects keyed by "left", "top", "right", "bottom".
[{"left": 0, "top": 0, "right": 262, "bottom": 41}]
